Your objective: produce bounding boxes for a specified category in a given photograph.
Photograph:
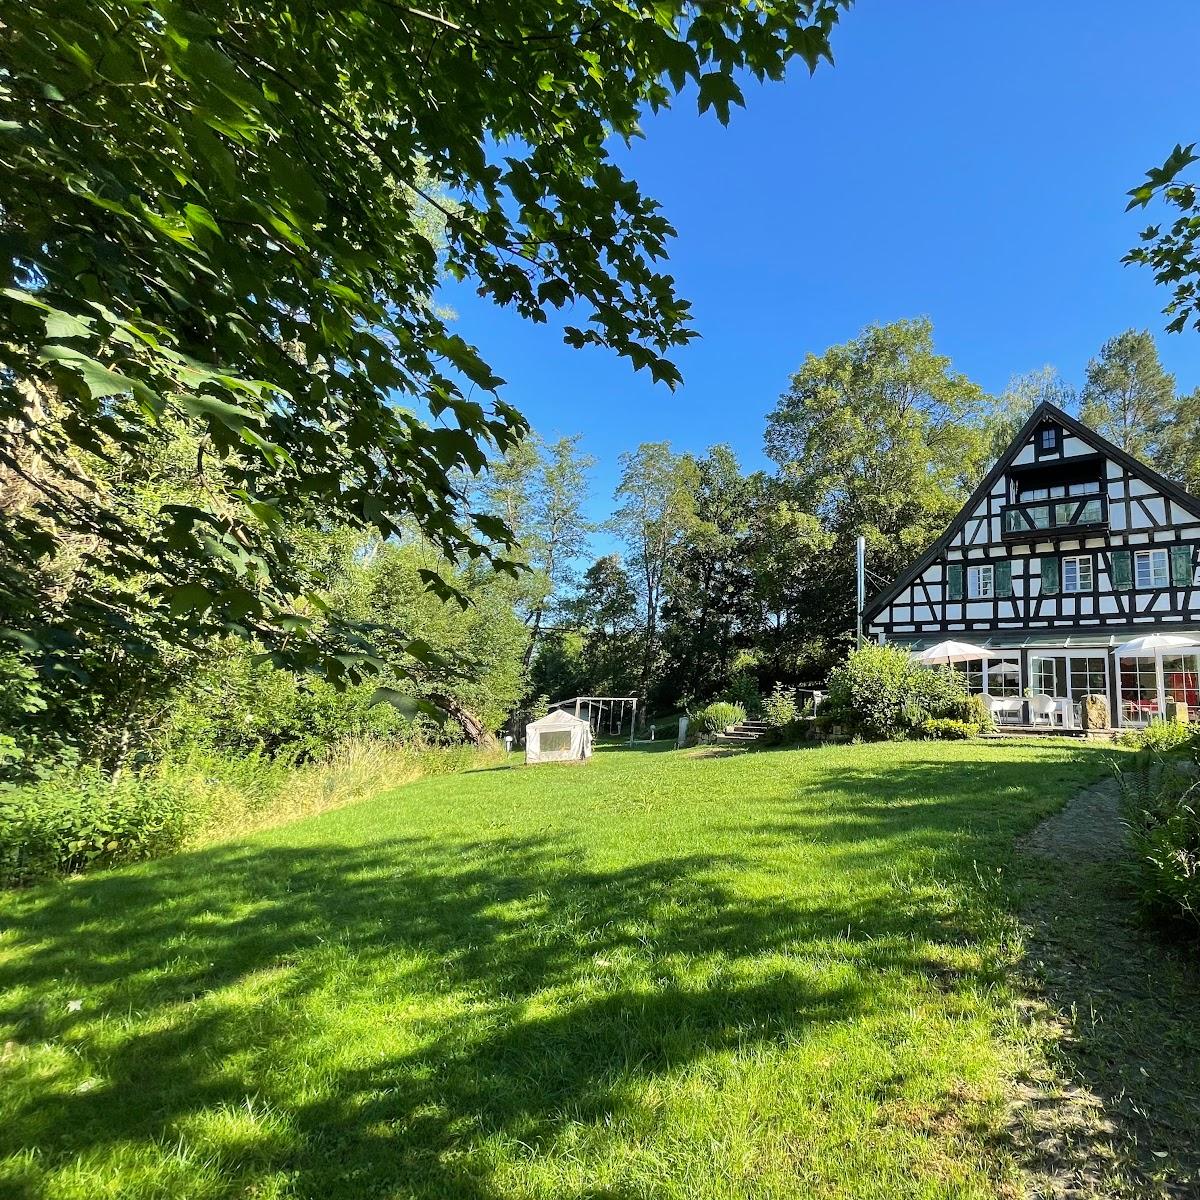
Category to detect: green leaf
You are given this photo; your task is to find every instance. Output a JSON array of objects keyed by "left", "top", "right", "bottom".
[{"left": 697, "top": 72, "right": 744, "bottom": 125}]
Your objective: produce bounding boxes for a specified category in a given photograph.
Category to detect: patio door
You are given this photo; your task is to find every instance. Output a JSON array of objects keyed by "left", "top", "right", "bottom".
[
  {"left": 1030, "top": 652, "right": 1111, "bottom": 724},
  {"left": 1029, "top": 655, "right": 1067, "bottom": 699}
]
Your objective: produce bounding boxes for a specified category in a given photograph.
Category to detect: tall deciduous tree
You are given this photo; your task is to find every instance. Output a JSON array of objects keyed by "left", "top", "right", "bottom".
[
  {"left": 1158, "top": 388, "right": 1200, "bottom": 494},
  {"left": 0, "top": 0, "right": 847, "bottom": 683},
  {"left": 480, "top": 433, "right": 594, "bottom": 667},
  {"left": 1079, "top": 330, "right": 1175, "bottom": 458},
  {"left": 660, "top": 444, "right": 752, "bottom": 704},
  {"left": 764, "top": 318, "right": 989, "bottom": 588},
  {"left": 610, "top": 442, "right": 698, "bottom": 695},
  {"left": 558, "top": 554, "right": 641, "bottom": 696},
  {"left": 983, "top": 366, "right": 1076, "bottom": 460}
]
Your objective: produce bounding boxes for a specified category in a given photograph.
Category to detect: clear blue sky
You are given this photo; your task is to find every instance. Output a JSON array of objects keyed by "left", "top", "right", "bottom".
[{"left": 439, "top": 0, "right": 1200, "bottom": 528}]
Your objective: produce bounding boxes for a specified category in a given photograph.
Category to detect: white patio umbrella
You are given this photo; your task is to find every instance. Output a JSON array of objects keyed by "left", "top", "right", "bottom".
[
  {"left": 917, "top": 639, "right": 996, "bottom": 665},
  {"left": 1113, "top": 633, "right": 1200, "bottom": 658}
]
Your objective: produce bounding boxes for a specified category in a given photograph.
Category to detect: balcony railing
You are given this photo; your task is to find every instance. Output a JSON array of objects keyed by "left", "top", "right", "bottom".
[{"left": 1000, "top": 494, "right": 1108, "bottom": 540}]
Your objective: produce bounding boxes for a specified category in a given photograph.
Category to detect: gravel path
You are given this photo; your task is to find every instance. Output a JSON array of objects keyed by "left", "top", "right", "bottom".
[
  {"left": 1009, "top": 774, "right": 1200, "bottom": 1199},
  {"left": 1017, "top": 778, "right": 1126, "bottom": 864}
]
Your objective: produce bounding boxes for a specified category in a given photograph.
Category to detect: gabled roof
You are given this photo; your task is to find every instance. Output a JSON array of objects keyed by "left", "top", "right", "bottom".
[
  {"left": 527, "top": 709, "right": 590, "bottom": 728},
  {"left": 864, "top": 400, "right": 1200, "bottom": 623}
]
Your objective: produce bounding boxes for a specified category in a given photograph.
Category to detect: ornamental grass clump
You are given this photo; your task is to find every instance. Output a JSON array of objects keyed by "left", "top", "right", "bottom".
[{"left": 694, "top": 702, "right": 747, "bottom": 736}]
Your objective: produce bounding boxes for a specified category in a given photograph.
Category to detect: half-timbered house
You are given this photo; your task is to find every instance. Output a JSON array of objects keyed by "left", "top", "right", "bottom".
[{"left": 864, "top": 401, "right": 1200, "bottom": 727}]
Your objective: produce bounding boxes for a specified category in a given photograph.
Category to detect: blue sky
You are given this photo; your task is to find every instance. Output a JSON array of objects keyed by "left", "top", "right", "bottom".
[{"left": 440, "top": 1, "right": 1200, "bottom": 527}]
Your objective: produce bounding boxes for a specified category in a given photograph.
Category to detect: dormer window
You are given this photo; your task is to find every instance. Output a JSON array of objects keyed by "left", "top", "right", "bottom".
[{"left": 1036, "top": 423, "right": 1062, "bottom": 457}]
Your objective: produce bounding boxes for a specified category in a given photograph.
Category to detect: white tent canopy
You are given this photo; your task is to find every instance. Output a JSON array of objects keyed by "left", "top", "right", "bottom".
[
  {"left": 917, "top": 640, "right": 997, "bottom": 665},
  {"left": 525, "top": 709, "right": 593, "bottom": 765},
  {"left": 1113, "top": 633, "right": 1200, "bottom": 658}
]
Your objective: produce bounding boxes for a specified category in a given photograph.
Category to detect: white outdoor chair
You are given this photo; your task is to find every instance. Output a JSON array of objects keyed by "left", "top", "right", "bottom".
[
  {"left": 983, "top": 694, "right": 1020, "bottom": 725},
  {"left": 1029, "top": 694, "right": 1057, "bottom": 726}
]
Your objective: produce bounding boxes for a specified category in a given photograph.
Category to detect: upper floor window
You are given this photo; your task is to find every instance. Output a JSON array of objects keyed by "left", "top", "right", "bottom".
[
  {"left": 1036, "top": 424, "right": 1062, "bottom": 456},
  {"left": 967, "top": 564, "right": 994, "bottom": 598},
  {"left": 1020, "top": 479, "right": 1099, "bottom": 502},
  {"left": 1135, "top": 548, "right": 1170, "bottom": 589},
  {"left": 1062, "top": 554, "right": 1093, "bottom": 593}
]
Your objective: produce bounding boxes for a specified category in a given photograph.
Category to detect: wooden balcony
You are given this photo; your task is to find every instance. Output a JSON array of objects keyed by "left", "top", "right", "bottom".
[{"left": 1000, "top": 494, "right": 1108, "bottom": 542}]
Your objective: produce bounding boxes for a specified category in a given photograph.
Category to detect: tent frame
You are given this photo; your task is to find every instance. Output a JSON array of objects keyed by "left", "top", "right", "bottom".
[{"left": 550, "top": 696, "right": 639, "bottom": 745}]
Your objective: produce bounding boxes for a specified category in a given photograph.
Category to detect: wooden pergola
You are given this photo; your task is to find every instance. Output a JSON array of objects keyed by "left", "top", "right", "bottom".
[{"left": 550, "top": 696, "right": 639, "bottom": 745}]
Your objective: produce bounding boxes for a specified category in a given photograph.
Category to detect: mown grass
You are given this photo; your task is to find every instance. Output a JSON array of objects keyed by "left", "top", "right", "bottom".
[{"left": 0, "top": 739, "right": 1115, "bottom": 1199}]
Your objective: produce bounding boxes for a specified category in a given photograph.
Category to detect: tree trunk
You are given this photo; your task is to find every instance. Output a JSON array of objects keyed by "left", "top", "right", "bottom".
[{"left": 430, "top": 694, "right": 495, "bottom": 749}]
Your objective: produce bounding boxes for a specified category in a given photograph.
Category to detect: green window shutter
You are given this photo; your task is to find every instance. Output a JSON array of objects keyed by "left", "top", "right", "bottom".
[
  {"left": 1039, "top": 556, "right": 1059, "bottom": 595},
  {"left": 1110, "top": 550, "right": 1132, "bottom": 590},
  {"left": 1171, "top": 545, "right": 1194, "bottom": 586},
  {"left": 994, "top": 560, "right": 1012, "bottom": 598},
  {"left": 947, "top": 563, "right": 964, "bottom": 601}
]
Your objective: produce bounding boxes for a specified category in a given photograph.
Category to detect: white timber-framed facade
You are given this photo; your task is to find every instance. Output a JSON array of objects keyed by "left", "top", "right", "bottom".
[{"left": 864, "top": 401, "right": 1200, "bottom": 727}]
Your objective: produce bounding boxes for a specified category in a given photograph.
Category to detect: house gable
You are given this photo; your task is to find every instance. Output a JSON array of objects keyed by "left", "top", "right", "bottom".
[{"left": 865, "top": 403, "right": 1200, "bottom": 640}]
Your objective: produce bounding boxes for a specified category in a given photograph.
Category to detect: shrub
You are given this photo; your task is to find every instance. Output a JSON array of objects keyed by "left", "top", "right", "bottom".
[
  {"left": 726, "top": 676, "right": 761, "bottom": 718},
  {"left": 762, "top": 683, "right": 799, "bottom": 728},
  {"left": 1118, "top": 719, "right": 1199, "bottom": 753},
  {"left": 0, "top": 768, "right": 197, "bottom": 886},
  {"left": 695, "top": 702, "right": 746, "bottom": 736},
  {"left": 0, "top": 740, "right": 497, "bottom": 886},
  {"left": 951, "top": 693, "right": 994, "bottom": 733},
  {"left": 825, "top": 645, "right": 969, "bottom": 740},
  {"left": 918, "top": 718, "right": 979, "bottom": 740},
  {"left": 1119, "top": 755, "right": 1200, "bottom": 932}
]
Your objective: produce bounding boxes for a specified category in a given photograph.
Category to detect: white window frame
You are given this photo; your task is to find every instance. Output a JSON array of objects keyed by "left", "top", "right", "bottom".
[
  {"left": 1134, "top": 548, "right": 1169, "bottom": 589},
  {"left": 967, "top": 564, "right": 994, "bottom": 599},
  {"left": 1062, "top": 554, "right": 1093, "bottom": 593}
]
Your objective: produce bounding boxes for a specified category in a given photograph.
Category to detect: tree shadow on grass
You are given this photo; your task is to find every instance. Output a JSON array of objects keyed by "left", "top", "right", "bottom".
[
  {"left": 0, "top": 828, "right": 963, "bottom": 1199},
  {"left": 731, "top": 747, "right": 1118, "bottom": 869},
  {"left": 0, "top": 746, "right": 1116, "bottom": 1199},
  {"left": 1015, "top": 820, "right": 1200, "bottom": 1198}
]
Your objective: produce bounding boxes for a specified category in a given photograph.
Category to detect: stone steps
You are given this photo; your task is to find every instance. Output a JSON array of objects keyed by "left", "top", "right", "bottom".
[{"left": 715, "top": 720, "right": 771, "bottom": 745}]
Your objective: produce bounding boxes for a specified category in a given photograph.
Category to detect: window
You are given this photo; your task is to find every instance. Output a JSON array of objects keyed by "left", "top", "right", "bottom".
[
  {"left": 1040, "top": 427, "right": 1056, "bottom": 450},
  {"left": 1120, "top": 657, "right": 1159, "bottom": 724},
  {"left": 1062, "top": 555, "right": 1093, "bottom": 593},
  {"left": 985, "top": 656, "right": 1020, "bottom": 698},
  {"left": 537, "top": 729, "right": 572, "bottom": 754},
  {"left": 953, "top": 656, "right": 1019, "bottom": 697},
  {"left": 1068, "top": 480, "right": 1100, "bottom": 496},
  {"left": 967, "top": 564, "right": 993, "bottom": 598},
  {"left": 1069, "top": 656, "right": 1107, "bottom": 700},
  {"left": 1163, "top": 654, "right": 1200, "bottom": 720},
  {"left": 1031, "top": 656, "right": 1066, "bottom": 697},
  {"left": 1134, "top": 548, "right": 1169, "bottom": 589}
]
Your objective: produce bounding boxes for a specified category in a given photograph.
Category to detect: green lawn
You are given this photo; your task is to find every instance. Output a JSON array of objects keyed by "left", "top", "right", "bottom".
[{"left": 0, "top": 740, "right": 1117, "bottom": 1199}]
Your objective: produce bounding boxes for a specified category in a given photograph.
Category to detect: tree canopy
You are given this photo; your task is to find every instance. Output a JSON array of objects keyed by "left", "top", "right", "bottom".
[
  {"left": 0, "top": 0, "right": 847, "bottom": 683},
  {"left": 1126, "top": 142, "right": 1200, "bottom": 334},
  {"left": 1080, "top": 329, "right": 1176, "bottom": 458}
]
